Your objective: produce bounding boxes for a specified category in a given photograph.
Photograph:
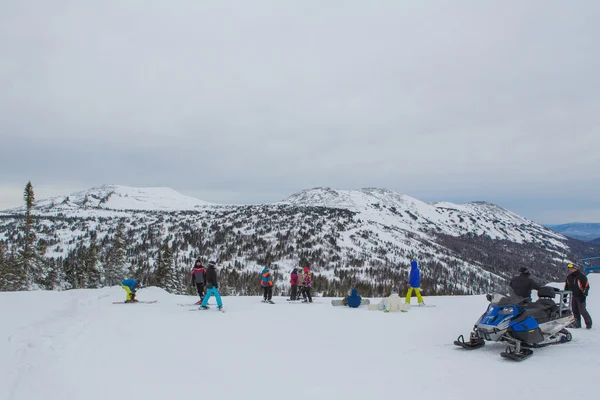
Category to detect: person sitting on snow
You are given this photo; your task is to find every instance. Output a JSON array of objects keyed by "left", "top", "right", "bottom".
[
  {"left": 121, "top": 278, "right": 141, "bottom": 303},
  {"left": 345, "top": 288, "right": 362, "bottom": 308},
  {"left": 384, "top": 289, "right": 407, "bottom": 312}
]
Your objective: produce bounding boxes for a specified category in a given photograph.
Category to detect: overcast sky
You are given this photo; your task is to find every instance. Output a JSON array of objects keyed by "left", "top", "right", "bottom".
[{"left": 1, "top": 0, "right": 599, "bottom": 224}]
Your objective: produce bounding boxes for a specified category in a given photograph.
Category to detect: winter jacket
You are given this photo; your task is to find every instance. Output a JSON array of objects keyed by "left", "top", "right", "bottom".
[
  {"left": 121, "top": 279, "right": 138, "bottom": 292},
  {"left": 509, "top": 273, "right": 541, "bottom": 299},
  {"left": 565, "top": 269, "right": 590, "bottom": 301},
  {"left": 384, "top": 293, "right": 406, "bottom": 312},
  {"left": 290, "top": 269, "right": 299, "bottom": 286},
  {"left": 346, "top": 288, "right": 362, "bottom": 308},
  {"left": 205, "top": 265, "right": 218, "bottom": 289},
  {"left": 409, "top": 260, "right": 420, "bottom": 288},
  {"left": 303, "top": 271, "right": 312, "bottom": 287},
  {"left": 261, "top": 267, "right": 273, "bottom": 287},
  {"left": 191, "top": 265, "right": 207, "bottom": 286}
]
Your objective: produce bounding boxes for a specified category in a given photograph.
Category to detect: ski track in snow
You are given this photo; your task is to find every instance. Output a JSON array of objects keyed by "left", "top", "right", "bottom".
[{"left": 1, "top": 278, "right": 599, "bottom": 400}]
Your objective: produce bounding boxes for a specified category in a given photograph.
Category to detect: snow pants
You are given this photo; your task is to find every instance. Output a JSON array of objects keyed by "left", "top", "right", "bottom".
[
  {"left": 195, "top": 283, "right": 205, "bottom": 300},
  {"left": 121, "top": 285, "right": 136, "bottom": 301},
  {"left": 405, "top": 287, "right": 423, "bottom": 304},
  {"left": 572, "top": 297, "right": 592, "bottom": 328},
  {"left": 202, "top": 287, "right": 223, "bottom": 307},
  {"left": 302, "top": 286, "right": 312, "bottom": 302},
  {"left": 263, "top": 286, "right": 273, "bottom": 301},
  {"left": 290, "top": 285, "right": 298, "bottom": 300}
]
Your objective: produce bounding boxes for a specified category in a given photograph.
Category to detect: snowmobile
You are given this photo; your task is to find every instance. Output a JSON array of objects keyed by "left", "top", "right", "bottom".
[{"left": 454, "top": 286, "right": 574, "bottom": 361}]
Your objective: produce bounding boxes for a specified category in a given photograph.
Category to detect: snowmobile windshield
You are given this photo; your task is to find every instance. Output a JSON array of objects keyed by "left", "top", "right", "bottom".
[{"left": 490, "top": 293, "right": 514, "bottom": 306}]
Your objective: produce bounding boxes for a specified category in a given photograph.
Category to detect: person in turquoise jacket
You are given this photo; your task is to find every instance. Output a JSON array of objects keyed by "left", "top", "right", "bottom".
[{"left": 121, "top": 279, "right": 141, "bottom": 303}]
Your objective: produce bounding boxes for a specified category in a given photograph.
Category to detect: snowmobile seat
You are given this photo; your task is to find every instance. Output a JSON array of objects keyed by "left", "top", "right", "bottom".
[{"left": 537, "top": 286, "right": 557, "bottom": 299}]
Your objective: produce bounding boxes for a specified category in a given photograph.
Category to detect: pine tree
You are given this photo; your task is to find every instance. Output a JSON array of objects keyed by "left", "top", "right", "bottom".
[
  {"left": 152, "top": 240, "right": 184, "bottom": 294},
  {"left": 11, "top": 182, "right": 37, "bottom": 290},
  {"left": 85, "top": 241, "right": 101, "bottom": 288},
  {"left": 104, "top": 222, "right": 127, "bottom": 286}
]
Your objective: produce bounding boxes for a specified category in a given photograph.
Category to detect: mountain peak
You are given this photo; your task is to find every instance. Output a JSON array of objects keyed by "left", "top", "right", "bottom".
[{"left": 31, "top": 185, "right": 213, "bottom": 212}]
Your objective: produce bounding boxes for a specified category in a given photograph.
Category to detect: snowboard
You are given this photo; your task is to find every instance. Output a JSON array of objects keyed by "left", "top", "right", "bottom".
[
  {"left": 261, "top": 300, "right": 275, "bottom": 304},
  {"left": 407, "top": 304, "right": 436, "bottom": 308},
  {"left": 331, "top": 299, "right": 371, "bottom": 307},
  {"left": 113, "top": 300, "right": 158, "bottom": 304}
]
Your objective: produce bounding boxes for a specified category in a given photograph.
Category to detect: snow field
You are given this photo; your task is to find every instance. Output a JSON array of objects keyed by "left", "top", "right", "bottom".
[{"left": 1, "top": 276, "right": 599, "bottom": 400}]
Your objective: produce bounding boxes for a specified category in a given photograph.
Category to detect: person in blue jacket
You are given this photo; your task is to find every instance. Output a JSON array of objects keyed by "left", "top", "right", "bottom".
[
  {"left": 405, "top": 260, "right": 425, "bottom": 306},
  {"left": 121, "top": 279, "right": 141, "bottom": 303},
  {"left": 346, "top": 288, "right": 362, "bottom": 308}
]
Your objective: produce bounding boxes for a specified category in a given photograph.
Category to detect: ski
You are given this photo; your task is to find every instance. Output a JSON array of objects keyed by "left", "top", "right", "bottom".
[
  {"left": 190, "top": 306, "right": 225, "bottom": 313},
  {"left": 113, "top": 300, "right": 158, "bottom": 304}
]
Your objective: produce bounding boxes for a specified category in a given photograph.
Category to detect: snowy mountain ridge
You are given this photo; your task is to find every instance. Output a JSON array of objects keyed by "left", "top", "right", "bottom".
[
  {"left": 21, "top": 184, "right": 214, "bottom": 212},
  {"left": 0, "top": 185, "right": 580, "bottom": 296}
]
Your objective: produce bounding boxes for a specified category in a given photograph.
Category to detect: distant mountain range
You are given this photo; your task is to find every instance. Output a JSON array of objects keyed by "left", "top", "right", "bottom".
[
  {"left": 1, "top": 185, "right": 597, "bottom": 296},
  {"left": 545, "top": 223, "right": 600, "bottom": 242}
]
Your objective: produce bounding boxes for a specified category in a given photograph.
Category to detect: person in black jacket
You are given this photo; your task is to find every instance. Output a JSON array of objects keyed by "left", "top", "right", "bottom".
[
  {"left": 509, "top": 267, "right": 541, "bottom": 301},
  {"left": 200, "top": 260, "right": 223, "bottom": 310},
  {"left": 565, "top": 263, "right": 592, "bottom": 329}
]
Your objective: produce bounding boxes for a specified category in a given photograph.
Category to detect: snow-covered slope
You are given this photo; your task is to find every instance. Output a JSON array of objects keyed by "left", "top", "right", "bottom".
[
  {"left": 282, "top": 187, "right": 565, "bottom": 246},
  {"left": 1, "top": 278, "right": 598, "bottom": 400},
  {"left": 19, "top": 184, "right": 214, "bottom": 212},
  {"left": 0, "top": 185, "right": 577, "bottom": 296}
]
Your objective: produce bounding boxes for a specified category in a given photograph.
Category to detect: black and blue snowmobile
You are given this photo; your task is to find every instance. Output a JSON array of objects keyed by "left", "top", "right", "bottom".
[{"left": 454, "top": 286, "right": 575, "bottom": 361}]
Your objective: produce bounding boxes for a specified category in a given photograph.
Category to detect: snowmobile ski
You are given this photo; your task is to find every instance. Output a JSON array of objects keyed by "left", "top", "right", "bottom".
[{"left": 454, "top": 334, "right": 485, "bottom": 350}]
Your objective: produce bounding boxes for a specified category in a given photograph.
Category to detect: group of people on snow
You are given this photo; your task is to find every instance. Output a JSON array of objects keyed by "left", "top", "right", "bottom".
[
  {"left": 509, "top": 263, "right": 592, "bottom": 329},
  {"left": 120, "top": 257, "right": 592, "bottom": 329}
]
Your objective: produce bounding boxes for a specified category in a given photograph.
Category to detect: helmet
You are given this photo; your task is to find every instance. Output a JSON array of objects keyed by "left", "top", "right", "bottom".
[
  {"left": 208, "top": 260, "right": 216, "bottom": 267},
  {"left": 567, "top": 263, "right": 576, "bottom": 269},
  {"left": 518, "top": 267, "right": 531, "bottom": 276}
]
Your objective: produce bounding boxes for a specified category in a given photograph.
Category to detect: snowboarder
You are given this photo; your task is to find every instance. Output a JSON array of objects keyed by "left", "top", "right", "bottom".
[
  {"left": 509, "top": 267, "right": 541, "bottom": 301},
  {"left": 301, "top": 266, "right": 313, "bottom": 303},
  {"left": 345, "top": 288, "right": 362, "bottom": 308},
  {"left": 565, "top": 263, "right": 592, "bottom": 329},
  {"left": 191, "top": 259, "right": 207, "bottom": 305},
  {"left": 261, "top": 266, "right": 274, "bottom": 303},
  {"left": 121, "top": 278, "right": 141, "bottom": 303},
  {"left": 201, "top": 260, "right": 223, "bottom": 310},
  {"left": 290, "top": 268, "right": 299, "bottom": 300},
  {"left": 405, "top": 260, "right": 425, "bottom": 306}
]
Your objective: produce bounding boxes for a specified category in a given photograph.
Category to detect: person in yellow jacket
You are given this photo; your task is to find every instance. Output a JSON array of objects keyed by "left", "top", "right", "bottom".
[{"left": 405, "top": 260, "right": 425, "bottom": 306}]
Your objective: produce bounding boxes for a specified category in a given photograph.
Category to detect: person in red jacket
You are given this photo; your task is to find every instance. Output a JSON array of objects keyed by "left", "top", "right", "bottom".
[
  {"left": 301, "top": 266, "right": 313, "bottom": 303},
  {"left": 290, "top": 268, "right": 299, "bottom": 300}
]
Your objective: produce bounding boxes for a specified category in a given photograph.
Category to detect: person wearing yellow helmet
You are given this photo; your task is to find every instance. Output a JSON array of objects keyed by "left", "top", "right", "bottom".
[{"left": 564, "top": 263, "right": 592, "bottom": 329}]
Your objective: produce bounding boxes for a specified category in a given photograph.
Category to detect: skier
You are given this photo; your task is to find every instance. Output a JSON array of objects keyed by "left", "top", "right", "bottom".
[
  {"left": 191, "top": 259, "right": 207, "bottom": 305},
  {"left": 201, "top": 260, "right": 223, "bottom": 310},
  {"left": 290, "top": 268, "right": 299, "bottom": 300},
  {"left": 298, "top": 267, "right": 305, "bottom": 300},
  {"left": 509, "top": 267, "right": 541, "bottom": 301},
  {"left": 565, "top": 263, "right": 592, "bottom": 329},
  {"left": 345, "top": 288, "right": 362, "bottom": 308},
  {"left": 301, "top": 265, "right": 313, "bottom": 303},
  {"left": 121, "top": 278, "right": 141, "bottom": 303},
  {"left": 261, "top": 266, "right": 274, "bottom": 303},
  {"left": 405, "top": 260, "right": 425, "bottom": 306}
]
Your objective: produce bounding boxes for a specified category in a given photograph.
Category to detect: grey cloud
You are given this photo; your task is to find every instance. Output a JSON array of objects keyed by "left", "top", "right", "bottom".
[{"left": 1, "top": 0, "right": 599, "bottom": 223}]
